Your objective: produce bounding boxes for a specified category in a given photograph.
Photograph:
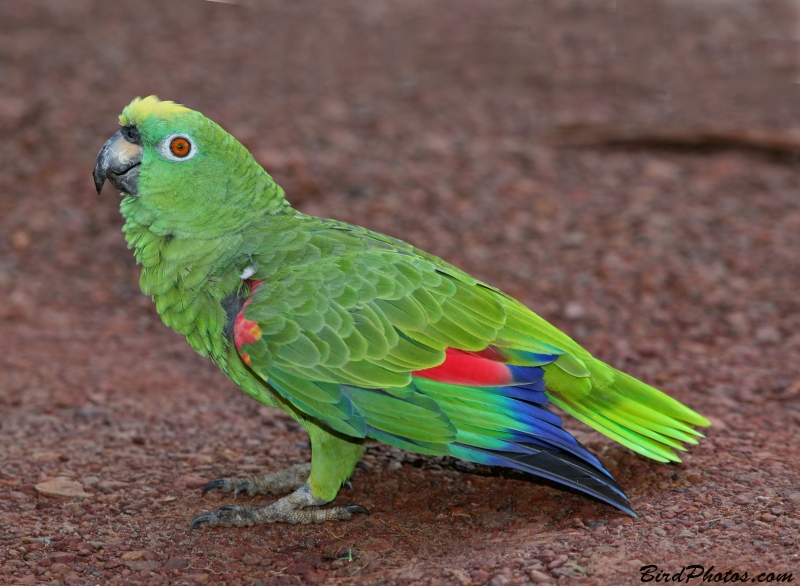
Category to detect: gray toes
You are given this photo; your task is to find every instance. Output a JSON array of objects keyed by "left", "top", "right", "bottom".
[
  {"left": 345, "top": 504, "right": 370, "bottom": 516},
  {"left": 190, "top": 513, "right": 217, "bottom": 530},
  {"left": 190, "top": 505, "right": 257, "bottom": 530},
  {"left": 234, "top": 482, "right": 254, "bottom": 497},
  {"left": 201, "top": 478, "right": 230, "bottom": 496}
]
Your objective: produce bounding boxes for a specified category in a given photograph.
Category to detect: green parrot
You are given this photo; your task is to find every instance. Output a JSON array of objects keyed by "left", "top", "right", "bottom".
[{"left": 93, "top": 96, "right": 709, "bottom": 529}]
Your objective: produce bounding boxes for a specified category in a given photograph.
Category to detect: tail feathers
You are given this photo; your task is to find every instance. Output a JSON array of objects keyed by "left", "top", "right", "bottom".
[
  {"left": 550, "top": 364, "right": 711, "bottom": 464},
  {"left": 450, "top": 443, "right": 636, "bottom": 517}
]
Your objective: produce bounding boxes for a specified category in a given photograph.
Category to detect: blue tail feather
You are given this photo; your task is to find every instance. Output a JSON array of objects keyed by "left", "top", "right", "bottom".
[
  {"left": 491, "top": 383, "right": 548, "bottom": 404},
  {"left": 507, "top": 365, "right": 546, "bottom": 384}
]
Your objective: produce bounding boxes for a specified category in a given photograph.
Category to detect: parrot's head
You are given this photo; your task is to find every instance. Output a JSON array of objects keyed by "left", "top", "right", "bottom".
[{"left": 93, "top": 96, "right": 278, "bottom": 234}]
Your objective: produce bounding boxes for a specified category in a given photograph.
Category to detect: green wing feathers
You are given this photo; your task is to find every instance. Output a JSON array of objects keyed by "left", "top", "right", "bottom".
[{"left": 234, "top": 221, "right": 709, "bottom": 465}]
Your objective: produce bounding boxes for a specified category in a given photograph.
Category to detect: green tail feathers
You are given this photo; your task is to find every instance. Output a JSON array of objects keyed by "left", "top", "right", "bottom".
[{"left": 545, "top": 359, "right": 710, "bottom": 463}]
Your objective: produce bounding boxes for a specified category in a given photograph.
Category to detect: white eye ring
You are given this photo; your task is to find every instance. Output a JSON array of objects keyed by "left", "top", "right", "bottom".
[{"left": 158, "top": 134, "right": 198, "bottom": 162}]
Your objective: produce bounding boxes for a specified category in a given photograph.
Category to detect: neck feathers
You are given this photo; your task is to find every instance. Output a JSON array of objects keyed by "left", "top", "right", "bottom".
[{"left": 122, "top": 211, "right": 248, "bottom": 360}]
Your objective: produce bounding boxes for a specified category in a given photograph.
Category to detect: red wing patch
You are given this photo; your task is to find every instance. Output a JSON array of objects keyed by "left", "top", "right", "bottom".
[
  {"left": 234, "top": 280, "right": 264, "bottom": 351},
  {"left": 412, "top": 348, "right": 512, "bottom": 386}
]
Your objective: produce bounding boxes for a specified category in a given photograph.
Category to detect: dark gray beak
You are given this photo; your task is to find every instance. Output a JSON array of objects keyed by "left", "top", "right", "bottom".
[{"left": 93, "top": 129, "right": 143, "bottom": 196}]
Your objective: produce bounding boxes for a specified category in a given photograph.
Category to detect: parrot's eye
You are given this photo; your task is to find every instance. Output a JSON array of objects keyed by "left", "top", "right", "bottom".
[
  {"left": 170, "top": 137, "right": 190, "bottom": 157},
  {"left": 159, "top": 134, "right": 198, "bottom": 162}
]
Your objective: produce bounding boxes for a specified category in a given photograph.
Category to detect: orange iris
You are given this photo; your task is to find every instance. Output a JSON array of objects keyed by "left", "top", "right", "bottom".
[{"left": 170, "top": 137, "right": 191, "bottom": 157}]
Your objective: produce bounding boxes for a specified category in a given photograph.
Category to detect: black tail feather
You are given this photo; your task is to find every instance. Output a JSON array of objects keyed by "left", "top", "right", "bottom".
[{"left": 456, "top": 442, "right": 637, "bottom": 517}]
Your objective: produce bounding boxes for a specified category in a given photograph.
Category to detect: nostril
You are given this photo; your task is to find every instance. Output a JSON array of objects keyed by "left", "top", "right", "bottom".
[{"left": 120, "top": 125, "right": 142, "bottom": 145}]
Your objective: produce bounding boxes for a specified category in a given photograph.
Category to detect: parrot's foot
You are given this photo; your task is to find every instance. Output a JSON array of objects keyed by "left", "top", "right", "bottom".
[
  {"left": 190, "top": 484, "right": 369, "bottom": 529},
  {"left": 202, "top": 463, "right": 311, "bottom": 497}
]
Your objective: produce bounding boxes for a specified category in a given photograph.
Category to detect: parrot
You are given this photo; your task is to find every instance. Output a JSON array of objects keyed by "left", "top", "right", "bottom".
[{"left": 93, "top": 96, "right": 710, "bottom": 530}]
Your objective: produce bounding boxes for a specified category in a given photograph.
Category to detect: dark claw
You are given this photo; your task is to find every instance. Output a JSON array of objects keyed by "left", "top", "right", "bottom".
[
  {"left": 344, "top": 480, "right": 354, "bottom": 490},
  {"left": 219, "top": 505, "right": 237, "bottom": 511},
  {"left": 234, "top": 482, "right": 251, "bottom": 497},
  {"left": 356, "top": 462, "right": 371, "bottom": 473},
  {"left": 201, "top": 479, "right": 227, "bottom": 496},
  {"left": 345, "top": 504, "right": 370, "bottom": 516},
  {"left": 190, "top": 513, "right": 215, "bottom": 530}
]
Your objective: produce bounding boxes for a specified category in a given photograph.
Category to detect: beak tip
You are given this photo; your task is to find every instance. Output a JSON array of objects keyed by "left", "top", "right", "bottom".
[{"left": 93, "top": 170, "right": 105, "bottom": 194}]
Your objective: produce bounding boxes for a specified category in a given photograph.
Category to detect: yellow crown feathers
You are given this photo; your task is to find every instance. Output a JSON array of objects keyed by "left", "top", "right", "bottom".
[{"left": 119, "top": 96, "right": 190, "bottom": 127}]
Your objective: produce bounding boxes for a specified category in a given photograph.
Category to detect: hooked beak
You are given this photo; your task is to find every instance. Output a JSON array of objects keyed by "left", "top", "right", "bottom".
[{"left": 93, "top": 130, "right": 142, "bottom": 196}]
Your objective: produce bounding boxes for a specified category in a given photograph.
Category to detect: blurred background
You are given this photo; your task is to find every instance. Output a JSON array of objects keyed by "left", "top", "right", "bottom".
[{"left": 1, "top": 0, "right": 799, "bottom": 583}]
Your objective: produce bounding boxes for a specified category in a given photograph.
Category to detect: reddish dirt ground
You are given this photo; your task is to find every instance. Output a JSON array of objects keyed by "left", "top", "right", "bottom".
[{"left": 1, "top": 1, "right": 800, "bottom": 584}]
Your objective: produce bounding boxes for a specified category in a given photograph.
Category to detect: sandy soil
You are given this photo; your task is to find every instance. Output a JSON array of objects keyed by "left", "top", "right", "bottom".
[{"left": 1, "top": 1, "right": 799, "bottom": 584}]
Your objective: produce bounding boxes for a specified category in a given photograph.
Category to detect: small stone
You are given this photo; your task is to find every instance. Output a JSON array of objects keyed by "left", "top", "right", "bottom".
[
  {"left": 760, "top": 513, "right": 777, "bottom": 523},
  {"left": 564, "top": 302, "right": 586, "bottom": 320},
  {"left": 189, "top": 453, "right": 214, "bottom": 465},
  {"left": 11, "top": 230, "right": 31, "bottom": 251},
  {"left": 49, "top": 553, "right": 77, "bottom": 564},
  {"left": 35, "top": 478, "right": 91, "bottom": 499},
  {"left": 97, "top": 480, "right": 128, "bottom": 492},
  {"left": 125, "top": 560, "right": 161, "bottom": 572},
  {"left": 164, "top": 557, "right": 191, "bottom": 572},
  {"left": 63, "top": 502, "right": 85, "bottom": 517},
  {"left": 121, "top": 551, "right": 148, "bottom": 562},
  {"left": 173, "top": 475, "right": 209, "bottom": 489},
  {"left": 527, "top": 569, "right": 553, "bottom": 583},
  {"left": 538, "top": 549, "right": 556, "bottom": 562},
  {"left": 81, "top": 476, "right": 100, "bottom": 487},
  {"left": 653, "top": 527, "right": 667, "bottom": 537},
  {"left": 50, "top": 562, "right": 71, "bottom": 574},
  {"left": 547, "top": 555, "right": 568, "bottom": 570},
  {"left": 32, "top": 452, "right": 63, "bottom": 462}
]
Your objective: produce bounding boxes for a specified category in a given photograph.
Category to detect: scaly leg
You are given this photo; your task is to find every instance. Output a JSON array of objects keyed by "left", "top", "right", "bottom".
[
  {"left": 192, "top": 421, "right": 368, "bottom": 529},
  {"left": 202, "top": 463, "right": 311, "bottom": 497}
]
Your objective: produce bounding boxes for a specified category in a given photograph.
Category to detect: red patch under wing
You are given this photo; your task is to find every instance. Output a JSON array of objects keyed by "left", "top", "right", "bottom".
[
  {"left": 233, "top": 280, "right": 265, "bottom": 351},
  {"left": 412, "top": 348, "right": 513, "bottom": 386}
]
